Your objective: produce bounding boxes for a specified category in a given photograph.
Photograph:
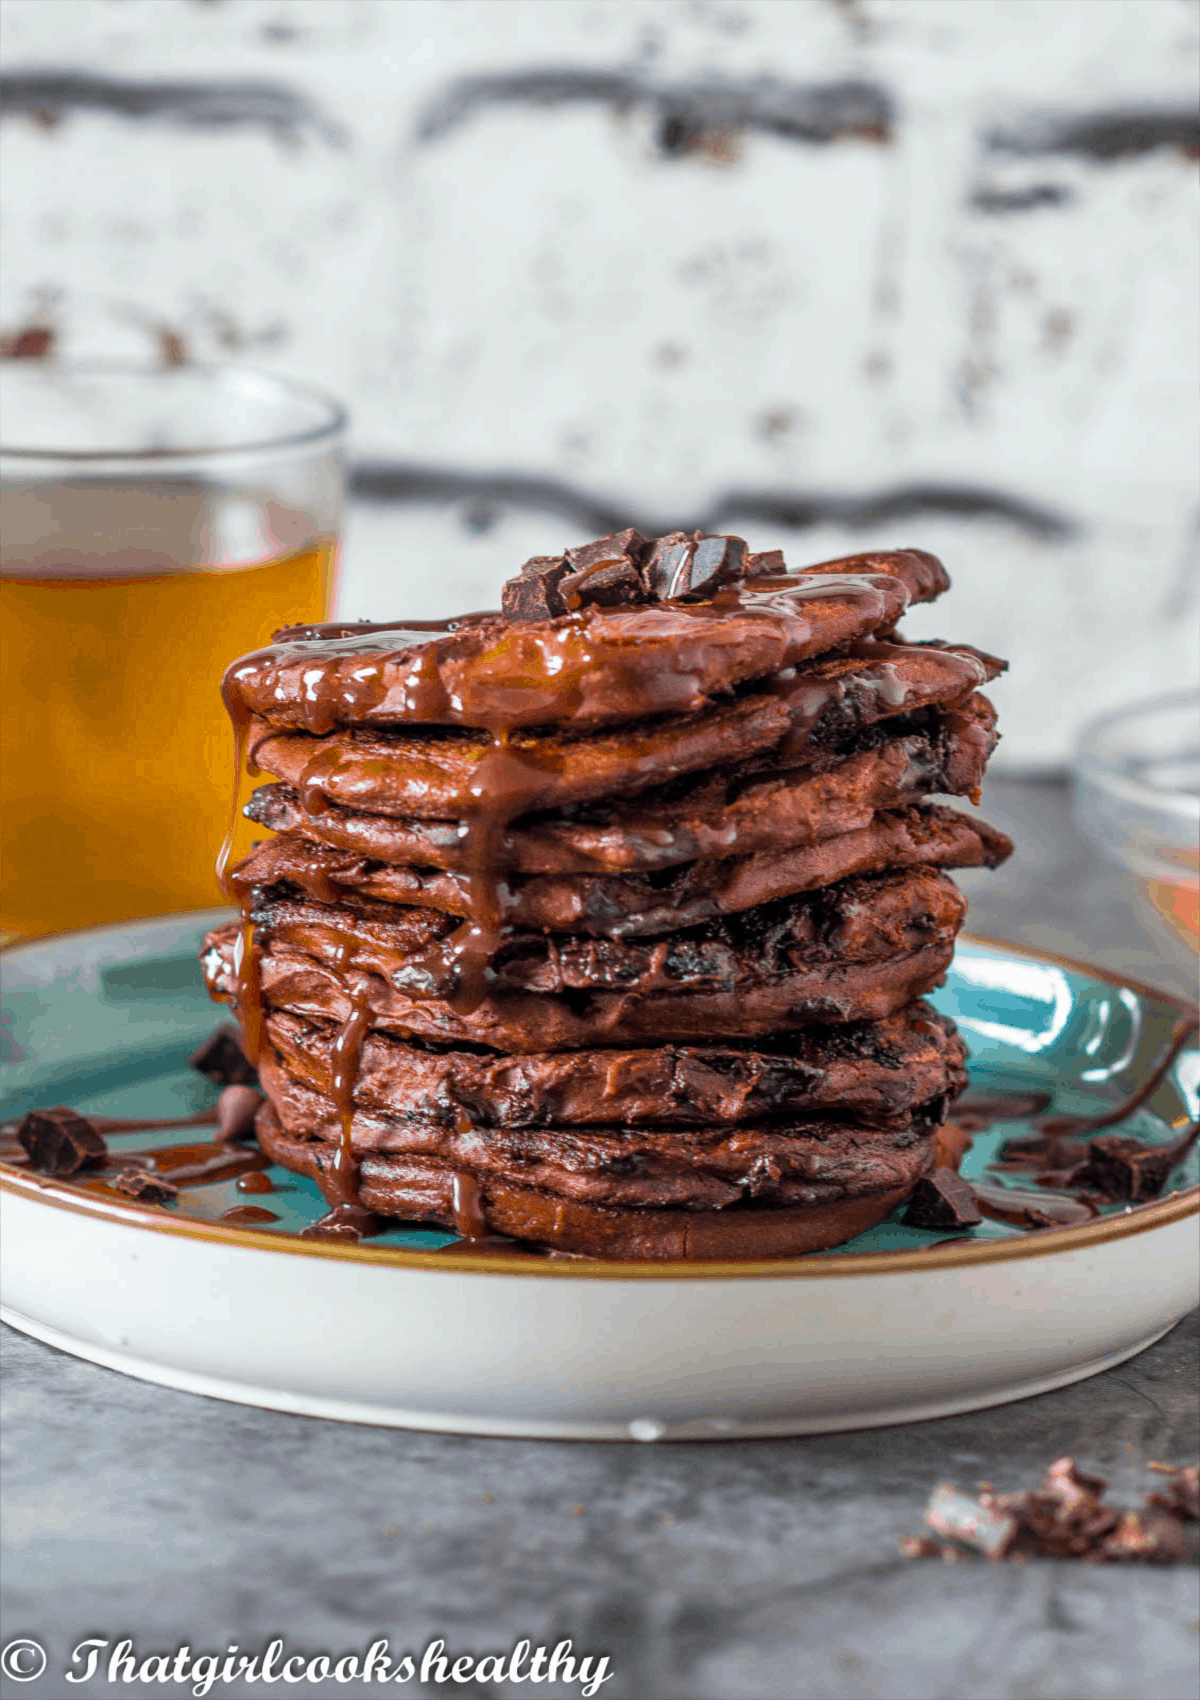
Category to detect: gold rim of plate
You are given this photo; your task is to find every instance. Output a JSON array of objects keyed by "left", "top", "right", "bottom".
[{"left": 1, "top": 929, "right": 1197, "bottom": 1280}]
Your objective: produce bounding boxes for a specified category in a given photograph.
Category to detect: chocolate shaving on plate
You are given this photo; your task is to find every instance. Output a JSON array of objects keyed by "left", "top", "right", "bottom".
[
  {"left": 112, "top": 1168, "right": 179, "bottom": 1204},
  {"left": 187, "top": 1024, "right": 259, "bottom": 1087},
  {"left": 17, "top": 1106, "right": 107, "bottom": 1175},
  {"left": 902, "top": 1166, "right": 982, "bottom": 1229}
]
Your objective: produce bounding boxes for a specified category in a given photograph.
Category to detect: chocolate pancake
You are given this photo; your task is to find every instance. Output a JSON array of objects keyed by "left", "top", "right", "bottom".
[
  {"left": 261, "top": 1055, "right": 942, "bottom": 1208},
  {"left": 226, "top": 550, "right": 951, "bottom": 737},
  {"left": 262, "top": 1000, "right": 968, "bottom": 1129},
  {"left": 202, "top": 867, "right": 967, "bottom": 1049},
  {"left": 255, "top": 1099, "right": 935, "bottom": 1260},
  {"left": 247, "top": 641, "right": 1000, "bottom": 823},
  {"left": 234, "top": 803, "right": 1009, "bottom": 936},
  {"left": 243, "top": 694, "right": 999, "bottom": 876}
]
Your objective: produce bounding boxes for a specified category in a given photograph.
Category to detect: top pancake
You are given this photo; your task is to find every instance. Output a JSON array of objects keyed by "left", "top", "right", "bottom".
[
  {"left": 224, "top": 547, "right": 950, "bottom": 736},
  {"left": 246, "top": 641, "right": 1000, "bottom": 825}
]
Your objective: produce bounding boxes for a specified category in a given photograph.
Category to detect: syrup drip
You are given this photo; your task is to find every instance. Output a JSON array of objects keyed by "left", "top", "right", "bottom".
[
  {"left": 450, "top": 1169, "right": 490, "bottom": 1240},
  {"left": 215, "top": 696, "right": 258, "bottom": 900},
  {"left": 444, "top": 732, "right": 558, "bottom": 1014},
  {"left": 220, "top": 1204, "right": 280, "bottom": 1224},
  {"left": 232, "top": 920, "right": 265, "bottom": 1066},
  {"left": 434, "top": 1166, "right": 531, "bottom": 1253},
  {"left": 326, "top": 982, "right": 374, "bottom": 1206}
]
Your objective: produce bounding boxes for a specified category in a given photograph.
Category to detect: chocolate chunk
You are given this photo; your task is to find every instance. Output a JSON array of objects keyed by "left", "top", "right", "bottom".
[
  {"left": 501, "top": 556, "right": 570, "bottom": 621},
  {"left": 17, "top": 1106, "right": 107, "bottom": 1175},
  {"left": 686, "top": 535, "right": 748, "bottom": 596},
  {"left": 113, "top": 1167, "right": 178, "bottom": 1204},
  {"left": 560, "top": 558, "right": 645, "bottom": 610},
  {"left": 187, "top": 1024, "right": 258, "bottom": 1087},
  {"left": 643, "top": 532, "right": 748, "bottom": 600},
  {"left": 924, "top": 1482, "right": 1017, "bottom": 1558},
  {"left": 502, "top": 532, "right": 654, "bottom": 621},
  {"left": 642, "top": 533, "right": 693, "bottom": 599},
  {"left": 215, "top": 1084, "right": 265, "bottom": 1143},
  {"left": 1148, "top": 1465, "right": 1199, "bottom": 1522},
  {"left": 558, "top": 530, "right": 650, "bottom": 610},
  {"left": 902, "top": 1166, "right": 983, "bottom": 1228},
  {"left": 1004, "top": 1457, "right": 1118, "bottom": 1558},
  {"left": 563, "top": 529, "right": 648, "bottom": 573},
  {"left": 1081, "top": 1134, "right": 1179, "bottom": 1202},
  {"left": 1100, "top": 1509, "right": 1189, "bottom": 1564},
  {"left": 746, "top": 548, "right": 786, "bottom": 576}
]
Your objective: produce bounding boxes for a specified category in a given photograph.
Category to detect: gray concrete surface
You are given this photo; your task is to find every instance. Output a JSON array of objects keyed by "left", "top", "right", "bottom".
[{"left": 2, "top": 776, "right": 1198, "bottom": 1700}]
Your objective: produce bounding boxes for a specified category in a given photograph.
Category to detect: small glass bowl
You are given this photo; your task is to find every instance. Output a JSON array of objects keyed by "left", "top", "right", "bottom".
[{"left": 1074, "top": 691, "right": 1199, "bottom": 975}]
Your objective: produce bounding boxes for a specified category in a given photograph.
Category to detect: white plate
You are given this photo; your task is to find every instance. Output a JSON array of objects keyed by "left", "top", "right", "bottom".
[{"left": 2, "top": 912, "right": 1197, "bottom": 1439}]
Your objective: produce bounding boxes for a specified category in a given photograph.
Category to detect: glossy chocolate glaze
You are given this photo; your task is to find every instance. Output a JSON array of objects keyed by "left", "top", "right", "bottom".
[{"left": 221, "top": 556, "right": 949, "bottom": 739}]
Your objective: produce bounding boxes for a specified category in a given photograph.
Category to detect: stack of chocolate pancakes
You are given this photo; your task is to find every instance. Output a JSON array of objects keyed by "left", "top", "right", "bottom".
[{"left": 202, "top": 530, "right": 1012, "bottom": 1258}]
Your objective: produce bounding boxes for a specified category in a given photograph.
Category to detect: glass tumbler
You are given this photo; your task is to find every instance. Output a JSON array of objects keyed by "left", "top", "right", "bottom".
[
  {"left": 1074, "top": 691, "right": 1200, "bottom": 977},
  {"left": 1, "top": 363, "right": 345, "bottom": 938}
]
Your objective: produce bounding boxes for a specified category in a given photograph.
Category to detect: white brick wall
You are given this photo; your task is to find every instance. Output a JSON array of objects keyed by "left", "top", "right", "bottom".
[{"left": 3, "top": 0, "right": 1197, "bottom": 767}]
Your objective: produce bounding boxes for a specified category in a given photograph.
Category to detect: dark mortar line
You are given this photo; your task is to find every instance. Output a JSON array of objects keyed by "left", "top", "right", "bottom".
[
  {"left": 416, "top": 68, "right": 893, "bottom": 152},
  {"left": 350, "top": 462, "right": 1076, "bottom": 542},
  {"left": 0, "top": 69, "right": 346, "bottom": 145},
  {"left": 986, "top": 108, "right": 1200, "bottom": 161},
  {"left": 969, "top": 183, "right": 1075, "bottom": 214}
]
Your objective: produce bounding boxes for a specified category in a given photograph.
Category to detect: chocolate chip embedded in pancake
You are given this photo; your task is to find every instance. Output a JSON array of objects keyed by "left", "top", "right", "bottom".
[
  {"left": 246, "top": 642, "right": 999, "bottom": 822},
  {"left": 254, "top": 1099, "right": 934, "bottom": 1260},
  {"left": 232, "top": 804, "right": 1011, "bottom": 936},
  {"left": 262, "top": 1001, "right": 968, "bottom": 1129},
  {"left": 227, "top": 550, "right": 952, "bottom": 737},
  {"left": 201, "top": 868, "right": 967, "bottom": 1049},
  {"left": 243, "top": 694, "right": 999, "bottom": 876}
]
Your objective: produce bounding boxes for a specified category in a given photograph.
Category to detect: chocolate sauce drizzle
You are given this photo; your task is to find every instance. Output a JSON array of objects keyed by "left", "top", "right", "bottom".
[{"left": 1032, "top": 1017, "right": 1199, "bottom": 1138}]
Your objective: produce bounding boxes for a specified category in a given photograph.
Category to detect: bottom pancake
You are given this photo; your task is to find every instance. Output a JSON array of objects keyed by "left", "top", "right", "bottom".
[{"left": 255, "top": 1089, "right": 938, "bottom": 1261}]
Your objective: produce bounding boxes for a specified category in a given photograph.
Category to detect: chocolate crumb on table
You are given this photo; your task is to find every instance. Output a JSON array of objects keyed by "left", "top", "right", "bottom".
[{"left": 903, "top": 1458, "right": 1200, "bottom": 1564}]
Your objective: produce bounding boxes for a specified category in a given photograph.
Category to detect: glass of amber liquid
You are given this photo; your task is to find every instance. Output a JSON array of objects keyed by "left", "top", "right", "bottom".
[{"left": 1, "top": 363, "right": 344, "bottom": 938}]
